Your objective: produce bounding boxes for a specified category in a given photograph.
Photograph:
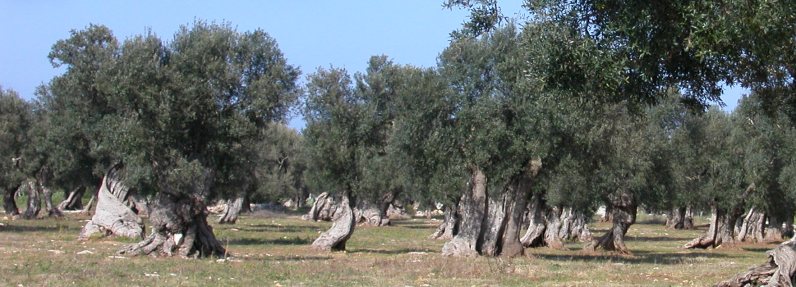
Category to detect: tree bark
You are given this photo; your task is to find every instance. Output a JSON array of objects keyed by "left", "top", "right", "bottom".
[
  {"left": 57, "top": 186, "right": 85, "bottom": 211},
  {"left": 499, "top": 174, "right": 533, "bottom": 258},
  {"left": 79, "top": 164, "right": 144, "bottom": 240},
  {"left": 430, "top": 203, "right": 459, "bottom": 240},
  {"left": 22, "top": 179, "right": 41, "bottom": 219},
  {"left": 217, "top": 195, "right": 245, "bottom": 224},
  {"left": 683, "top": 206, "right": 694, "bottom": 229},
  {"left": 685, "top": 184, "right": 754, "bottom": 249},
  {"left": 559, "top": 208, "right": 593, "bottom": 242},
  {"left": 302, "top": 192, "right": 337, "bottom": 221},
  {"left": 717, "top": 239, "right": 796, "bottom": 287},
  {"left": 41, "top": 184, "right": 62, "bottom": 217},
  {"left": 521, "top": 193, "right": 547, "bottom": 248},
  {"left": 3, "top": 183, "right": 21, "bottom": 216},
  {"left": 119, "top": 192, "right": 226, "bottom": 258},
  {"left": 442, "top": 167, "right": 487, "bottom": 257},
  {"left": 666, "top": 206, "right": 687, "bottom": 229},
  {"left": 311, "top": 193, "right": 356, "bottom": 251},
  {"left": 521, "top": 195, "right": 573, "bottom": 249},
  {"left": 584, "top": 191, "right": 637, "bottom": 254},
  {"left": 735, "top": 207, "right": 765, "bottom": 243},
  {"left": 480, "top": 195, "right": 508, "bottom": 256}
]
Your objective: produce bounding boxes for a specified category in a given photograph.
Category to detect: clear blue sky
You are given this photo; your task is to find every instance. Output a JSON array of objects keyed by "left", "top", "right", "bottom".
[{"left": 0, "top": 1, "right": 743, "bottom": 130}]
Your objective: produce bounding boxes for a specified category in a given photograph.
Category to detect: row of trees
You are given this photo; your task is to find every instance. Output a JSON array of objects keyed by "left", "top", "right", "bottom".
[{"left": 1, "top": 0, "right": 795, "bottom": 284}]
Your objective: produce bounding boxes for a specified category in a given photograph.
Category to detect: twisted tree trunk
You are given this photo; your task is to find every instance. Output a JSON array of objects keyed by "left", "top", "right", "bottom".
[
  {"left": 119, "top": 192, "right": 225, "bottom": 258},
  {"left": 666, "top": 206, "right": 687, "bottom": 229},
  {"left": 3, "top": 183, "right": 21, "bottom": 216},
  {"left": 521, "top": 196, "right": 574, "bottom": 249},
  {"left": 430, "top": 203, "right": 459, "bottom": 240},
  {"left": 303, "top": 192, "right": 338, "bottom": 221},
  {"left": 442, "top": 167, "right": 487, "bottom": 257},
  {"left": 735, "top": 207, "right": 765, "bottom": 243},
  {"left": 79, "top": 164, "right": 144, "bottom": 240},
  {"left": 480, "top": 195, "right": 508, "bottom": 256},
  {"left": 584, "top": 191, "right": 637, "bottom": 254},
  {"left": 717, "top": 239, "right": 796, "bottom": 287},
  {"left": 57, "top": 186, "right": 85, "bottom": 211},
  {"left": 685, "top": 184, "right": 754, "bottom": 249},
  {"left": 22, "top": 179, "right": 41, "bottom": 219},
  {"left": 499, "top": 173, "right": 534, "bottom": 258},
  {"left": 312, "top": 193, "right": 356, "bottom": 251},
  {"left": 218, "top": 194, "right": 245, "bottom": 224},
  {"left": 559, "top": 208, "right": 593, "bottom": 242},
  {"left": 521, "top": 193, "right": 547, "bottom": 248}
]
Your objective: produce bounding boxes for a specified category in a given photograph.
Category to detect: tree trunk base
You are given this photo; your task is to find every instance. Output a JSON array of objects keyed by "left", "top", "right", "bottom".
[
  {"left": 312, "top": 195, "right": 355, "bottom": 251},
  {"left": 79, "top": 164, "right": 144, "bottom": 240},
  {"left": 717, "top": 240, "right": 796, "bottom": 287},
  {"left": 218, "top": 196, "right": 245, "bottom": 224},
  {"left": 429, "top": 205, "right": 458, "bottom": 240},
  {"left": 119, "top": 193, "right": 225, "bottom": 258}
]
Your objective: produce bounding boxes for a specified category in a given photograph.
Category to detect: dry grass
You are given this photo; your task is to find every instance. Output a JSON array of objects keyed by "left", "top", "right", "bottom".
[{"left": 0, "top": 212, "right": 778, "bottom": 286}]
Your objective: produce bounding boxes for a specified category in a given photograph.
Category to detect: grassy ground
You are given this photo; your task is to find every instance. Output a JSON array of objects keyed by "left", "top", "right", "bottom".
[{"left": 0, "top": 212, "right": 778, "bottom": 287}]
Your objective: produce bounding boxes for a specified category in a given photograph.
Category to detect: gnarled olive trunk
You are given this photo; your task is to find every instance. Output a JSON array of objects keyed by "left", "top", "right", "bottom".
[
  {"left": 3, "top": 183, "right": 21, "bottom": 216},
  {"left": 735, "top": 207, "right": 765, "bottom": 243},
  {"left": 666, "top": 206, "right": 692, "bottom": 230},
  {"left": 442, "top": 167, "right": 488, "bottom": 257},
  {"left": 430, "top": 203, "right": 459, "bottom": 240},
  {"left": 521, "top": 196, "right": 579, "bottom": 249},
  {"left": 376, "top": 189, "right": 400, "bottom": 226},
  {"left": 57, "top": 186, "right": 85, "bottom": 211},
  {"left": 79, "top": 164, "right": 144, "bottom": 240},
  {"left": 22, "top": 179, "right": 41, "bottom": 219},
  {"left": 585, "top": 191, "right": 637, "bottom": 254},
  {"left": 686, "top": 184, "right": 754, "bottom": 249},
  {"left": 119, "top": 192, "right": 225, "bottom": 258},
  {"left": 559, "top": 208, "right": 593, "bottom": 242},
  {"left": 717, "top": 239, "right": 796, "bottom": 287},
  {"left": 480, "top": 195, "right": 508, "bottom": 256},
  {"left": 303, "top": 192, "right": 338, "bottom": 221},
  {"left": 498, "top": 174, "right": 533, "bottom": 258},
  {"left": 312, "top": 193, "right": 355, "bottom": 251},
  {"left": 521, "top": 193, "right": 547, "bottom": 247},
  {"left": 218, "top": 194, "right": 245, "bottom": 224}
]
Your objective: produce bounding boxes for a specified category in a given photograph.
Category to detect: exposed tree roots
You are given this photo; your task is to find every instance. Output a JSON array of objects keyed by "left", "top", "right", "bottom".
[
  {"left": 717, "top": 240, "right": 796, "bottom": 287},
  {"left": 119, "top": 192, "right": 225, "bottom": 258}
]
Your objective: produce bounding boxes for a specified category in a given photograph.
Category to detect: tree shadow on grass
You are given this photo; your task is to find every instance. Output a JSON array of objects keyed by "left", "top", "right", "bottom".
[
  {"left": 226, "top": 237, "right": 311, "bottom": 246},
  {"left": 348, "top": 248, "right": 435, "bottom": 255},
  {"left": 263, "top": 255, "right": 332, "bottom": 262},
  {"left": 0, "top": 224, "right": 65, "bottom": 233},
  {"left": 534, "top": 250, "right": 735, "bottom": 265},
  {"left": 234, "top": 224, "right": 319, "bottom": 233},
  {"left": 626, "top": 236, "right": 694, "bottom": 242}
]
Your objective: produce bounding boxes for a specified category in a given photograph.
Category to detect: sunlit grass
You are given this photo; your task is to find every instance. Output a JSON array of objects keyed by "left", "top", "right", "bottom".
[{"left": 0, "top": 212, "right": 777, "bottom": 286}]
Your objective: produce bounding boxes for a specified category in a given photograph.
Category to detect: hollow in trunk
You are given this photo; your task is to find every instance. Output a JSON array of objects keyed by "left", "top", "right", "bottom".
[{"left": 3, "top": 183, "right": 20, "bottom": 216}]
